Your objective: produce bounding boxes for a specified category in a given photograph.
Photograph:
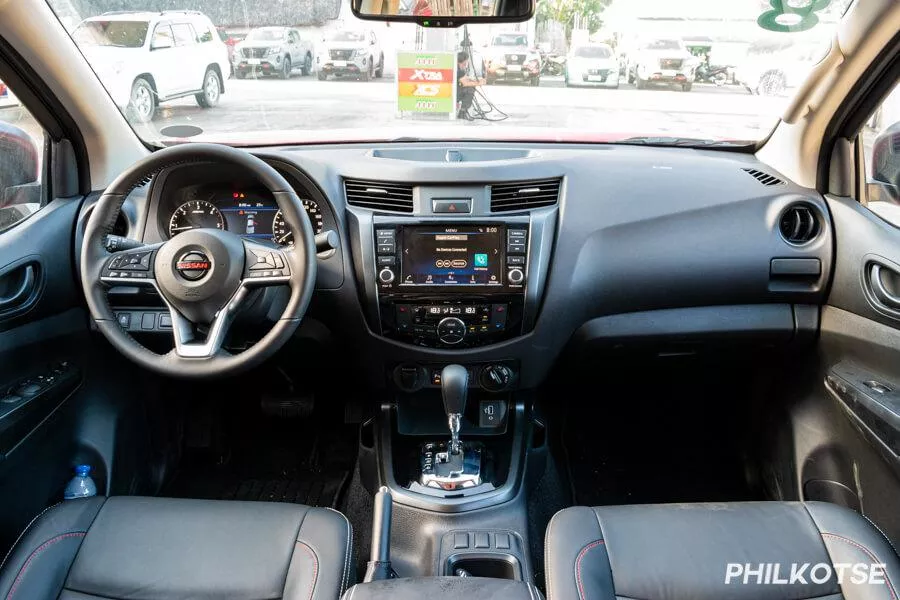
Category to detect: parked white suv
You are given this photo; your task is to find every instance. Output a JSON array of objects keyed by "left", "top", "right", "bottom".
[{"left": 72, "top": 11, "right": 230, "bottom": 123}]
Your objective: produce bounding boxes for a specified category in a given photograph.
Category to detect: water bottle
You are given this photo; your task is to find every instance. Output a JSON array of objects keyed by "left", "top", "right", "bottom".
[{"left": 63, "top": 465, "right": 97, "bottom": 500}]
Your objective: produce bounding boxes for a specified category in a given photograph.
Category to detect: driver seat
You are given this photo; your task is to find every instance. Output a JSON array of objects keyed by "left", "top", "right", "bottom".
[{"left": 0, "top": 496, "right": 353, "bottom": 600}]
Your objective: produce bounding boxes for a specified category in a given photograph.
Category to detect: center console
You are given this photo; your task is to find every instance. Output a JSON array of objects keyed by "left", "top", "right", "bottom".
[
  {"left": 373, "top": 223, "right": 529, "bottom": 348},
  {"left": 344, "top": 182, "right": 558, "bottom": 588}
]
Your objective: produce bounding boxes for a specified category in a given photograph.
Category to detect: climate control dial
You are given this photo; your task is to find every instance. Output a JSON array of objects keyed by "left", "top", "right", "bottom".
[{"left": 436, "top": 317, "right": 466, "bottom": 345}]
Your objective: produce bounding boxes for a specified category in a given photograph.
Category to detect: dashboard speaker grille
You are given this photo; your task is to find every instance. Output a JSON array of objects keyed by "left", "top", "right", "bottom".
[
  {"left": 490, "top": 178, "right": 561, "bottom": 213},
  {"left": 345, "top": 179, "right": 414, "bottom": 213},
  {"left": 779, "top": 204, "right": 820, "bottom": 244},
  {"left": 743, "top": 168, "right": 785, "bottom": 186}
]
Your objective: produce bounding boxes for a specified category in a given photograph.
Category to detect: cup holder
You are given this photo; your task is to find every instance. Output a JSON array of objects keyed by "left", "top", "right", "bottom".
[{"left": 445, "top": 553, "right": 522, "bottom": 580}]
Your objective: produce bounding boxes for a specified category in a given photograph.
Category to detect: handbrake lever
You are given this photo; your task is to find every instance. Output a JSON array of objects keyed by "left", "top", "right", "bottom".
[{"left": 363, "top": 486, "right": 397, "bottom": 582}]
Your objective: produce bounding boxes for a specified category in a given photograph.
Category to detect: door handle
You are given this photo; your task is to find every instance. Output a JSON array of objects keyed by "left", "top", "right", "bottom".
[
  {"left": 0, "top": 264, "right": 36, "bottom": 310},
  {"left": 869, "top": 264, "right": 900, "bottom": 309}
]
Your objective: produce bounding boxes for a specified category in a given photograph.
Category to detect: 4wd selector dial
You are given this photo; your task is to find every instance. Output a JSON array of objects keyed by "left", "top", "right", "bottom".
[
  {"left": 480, "top": 364, "right": 513, "bottom": 392},
  {"left": 437, "top": 317, "right": 466, "bottom": 345}
]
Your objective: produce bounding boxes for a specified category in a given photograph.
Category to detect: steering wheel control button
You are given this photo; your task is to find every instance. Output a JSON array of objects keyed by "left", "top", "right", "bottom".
[
  {"left": 378, "top": 268, "right": 396, "bottom": 284},
  {"left": 175, "top": 252, "right": 212, "bottom": 281},
  {"left": 249, "top": 249, "right": 279, "bottom": 270},
  {"left": 437, "top": 317, "right": 466, "bottom": 345}
]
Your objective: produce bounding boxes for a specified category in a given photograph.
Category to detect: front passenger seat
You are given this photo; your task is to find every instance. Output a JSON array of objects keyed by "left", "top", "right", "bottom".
[
  {"left": 546, "top": 502, "right": 900, "bottom": 600},
  {"left": 0, "top": 496, "right": 352, "bottom": 600}
]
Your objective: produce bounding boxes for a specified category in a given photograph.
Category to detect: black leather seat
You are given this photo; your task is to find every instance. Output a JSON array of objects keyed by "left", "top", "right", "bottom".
[
  {"left": 0, "top": 496, "right": 353, "bottom": 600},
  {"left": 546, "top": 502, "right": 900, "bottom": 600}
]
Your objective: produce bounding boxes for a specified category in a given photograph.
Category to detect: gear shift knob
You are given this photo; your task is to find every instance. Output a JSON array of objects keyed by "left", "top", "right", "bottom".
[
  {"left": 441, "top": 365, "right": 468, "bottom": 454},
  {"left": 441, "top": 364, "right": 468, "bottom": 415}
]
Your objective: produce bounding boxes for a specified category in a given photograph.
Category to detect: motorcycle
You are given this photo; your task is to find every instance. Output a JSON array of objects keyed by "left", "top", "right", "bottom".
[
  {"left": 542, "top": 54, "right": 566, "bottom": 77},
  {"left": 695, "top": 63, "right": 729, "bottom": 86}
]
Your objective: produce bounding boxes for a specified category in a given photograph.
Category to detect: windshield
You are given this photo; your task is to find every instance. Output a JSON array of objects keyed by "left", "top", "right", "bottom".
[
  {"left": 574, "top": 46, "right": 611, "bottom": 59},
  {"left": 642, "top": 39, "right": 682, "bottom": 51},
  {"left": 47, "top": 0, "right": 848, "bottom": 147},
  {"left": 246, "top": 28, "right": 287, "bottom": 42},
  {"left": 493, "top": 34, "right": 527, "bottom": 46},
  {"left": 328, "top": 31, "right": 366, "bottom": 42},
  {"left": 72, "top": 21, "right": 149, "bottom": 48}
]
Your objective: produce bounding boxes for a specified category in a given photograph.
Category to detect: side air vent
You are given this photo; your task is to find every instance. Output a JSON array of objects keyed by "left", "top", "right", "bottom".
[
  {"left": 743, "top": 167, "right": 785, "bottom": 186},
  {"left": 345, "top": 179, "right": 414, "bottom": 213},
  {"left": 490, "top": 178, "right": 561, "bottom": 213},
  {"left": 779, "top": 204, "right": 820, "bottom": 245}
]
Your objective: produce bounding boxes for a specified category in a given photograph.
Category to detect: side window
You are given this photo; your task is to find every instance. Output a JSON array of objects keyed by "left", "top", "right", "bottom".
[
  {"left": 0, "top": 79, "right": 46, "bottom": 233},
  {"left": 862, "top": 81, "right": 900, "bottom": 227},
  {"left": 151, "top": 24, "right": 174, "bottom": 50},
  {"left": 198, "top": 24, "right": 214, "bottom": 44},
  {"left": 171, "top": 23, "right": 196, "bottom": 47}
]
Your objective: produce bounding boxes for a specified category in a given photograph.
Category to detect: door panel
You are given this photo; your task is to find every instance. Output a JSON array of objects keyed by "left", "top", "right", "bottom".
[{"left": 808, "top": 195, "right": 900, "bottom": 544}]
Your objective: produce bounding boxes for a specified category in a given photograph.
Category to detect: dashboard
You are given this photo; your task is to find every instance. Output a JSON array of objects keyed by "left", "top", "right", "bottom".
[{"left": 96, "top": 142, "right": 834, "bottom": 391}]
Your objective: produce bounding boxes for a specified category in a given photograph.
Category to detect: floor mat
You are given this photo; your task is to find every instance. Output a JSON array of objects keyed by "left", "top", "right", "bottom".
[
  {"left": 561, "top": 359, "right": 764, "bottom": 507},
  {"left": 165, "top": 394, "right": 356, "bottom": 509},
  {"left": 171, "top": 472, "right": 349, "bottom": 507}
]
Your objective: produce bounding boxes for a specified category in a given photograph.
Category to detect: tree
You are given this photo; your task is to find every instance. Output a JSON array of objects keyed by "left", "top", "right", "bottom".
[{"left": 536, "top": 0, "right": 610, "bottom": 45}]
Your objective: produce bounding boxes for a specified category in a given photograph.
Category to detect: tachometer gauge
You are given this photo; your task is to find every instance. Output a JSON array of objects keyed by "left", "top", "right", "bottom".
[
  {"left": 168, "top": 200, "right": 225, "bottom": 237},
  {"left": 272, "top": 199, "right": 324, "bottom": 246}
]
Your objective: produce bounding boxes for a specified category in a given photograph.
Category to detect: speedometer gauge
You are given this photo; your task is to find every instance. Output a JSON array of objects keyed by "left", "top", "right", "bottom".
[
  {"left": 168, "top": 200, "right": 225, "bottom": 237},
  {"left": 272, "top": 199, "right": 324, "bottom": 246}
]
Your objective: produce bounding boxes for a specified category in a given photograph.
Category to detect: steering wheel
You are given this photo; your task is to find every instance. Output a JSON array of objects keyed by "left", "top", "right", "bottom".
[{"left": 80, "top": 144, "right": 317, "bottom": 378}]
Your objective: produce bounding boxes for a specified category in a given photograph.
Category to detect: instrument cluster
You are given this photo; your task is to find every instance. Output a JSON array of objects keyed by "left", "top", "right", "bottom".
[{"left": 164, "top": 185, "right": 325, "bottom": 247}]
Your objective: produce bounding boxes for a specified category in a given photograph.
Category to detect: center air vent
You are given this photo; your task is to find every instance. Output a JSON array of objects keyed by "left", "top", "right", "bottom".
[
  {"left": 345, "top": 179, "right": 414, "bottom": 213},
  {"left": 779, "top": 204, "right": 820, "bottom": 245},
  {"left": 743, "top": 167, "right": 785, "bottom": 186},
  {"left": 490, "top": 178, "right": 561, "bottom": 213}
]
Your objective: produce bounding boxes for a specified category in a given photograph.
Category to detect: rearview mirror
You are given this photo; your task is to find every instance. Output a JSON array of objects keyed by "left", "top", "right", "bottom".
[{"left": 353, "top": 0, "right": 533, "bottom": 26}]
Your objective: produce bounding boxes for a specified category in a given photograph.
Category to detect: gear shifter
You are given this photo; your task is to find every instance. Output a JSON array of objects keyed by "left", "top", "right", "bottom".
[
  {"left": 416, "top": 364, "right": 484, "bottom": 491},
  {"left": 441, "top": 364, "right": 468, "bottom": 455}
]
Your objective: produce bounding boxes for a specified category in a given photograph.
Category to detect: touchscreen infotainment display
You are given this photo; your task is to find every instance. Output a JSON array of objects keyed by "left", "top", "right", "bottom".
[{"left": 400, "top": 225, "right": 503, "bottom": 286}]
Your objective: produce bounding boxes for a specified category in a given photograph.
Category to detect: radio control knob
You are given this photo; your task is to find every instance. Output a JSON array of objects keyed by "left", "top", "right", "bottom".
[
  {"left": 507, "top": 268, "right": 525, "bottom": 285},
  {"left": 437, "top": 317, "right": 466, "bottom": 345},
  {"left": 378, "top": 268, "right": 395, "bottom": 284}
]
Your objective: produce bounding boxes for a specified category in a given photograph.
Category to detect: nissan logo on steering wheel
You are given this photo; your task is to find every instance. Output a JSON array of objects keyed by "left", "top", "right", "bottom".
[{"left": 175, "top": 251, "right": 212, "bottom": 281}]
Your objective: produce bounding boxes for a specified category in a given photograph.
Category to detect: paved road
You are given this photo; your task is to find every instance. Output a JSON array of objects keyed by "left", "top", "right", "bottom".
[{"left": 137, "top": 73, "right": 788, "bottom": 142}]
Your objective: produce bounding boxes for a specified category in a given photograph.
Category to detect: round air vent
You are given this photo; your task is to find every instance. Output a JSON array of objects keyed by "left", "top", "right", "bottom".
[{"left": 779, "top": 204, "right": 820, "bottom": 245}]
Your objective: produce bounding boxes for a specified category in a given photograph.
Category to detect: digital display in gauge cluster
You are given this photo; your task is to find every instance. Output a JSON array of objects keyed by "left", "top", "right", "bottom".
[{"left": 167, "top": 187, "right": 324, "bottom": 246}]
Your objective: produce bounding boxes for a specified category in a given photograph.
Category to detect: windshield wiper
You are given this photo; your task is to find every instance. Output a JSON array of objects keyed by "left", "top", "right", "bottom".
[{"left": 617, "top": 136, "right": 753, "bottom": 149}]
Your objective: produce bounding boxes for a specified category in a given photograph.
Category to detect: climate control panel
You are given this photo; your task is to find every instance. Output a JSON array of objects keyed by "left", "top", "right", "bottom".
[{"left": 381, "top": 299, "right": 523, "bottom": 348}]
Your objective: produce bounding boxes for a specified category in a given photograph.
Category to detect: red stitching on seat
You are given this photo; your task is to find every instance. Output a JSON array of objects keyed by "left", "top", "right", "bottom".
[
  {"left": 822, "top": 533, "right": 898, "bottom": 600},
  {"left": 5, "top": 532, "right": 86, "bottom": 600},
  {"left": 296, "top": 542, "right": 319, "bottom": 600},
  {"left": 575, "top": 539, "right": 605, "bottom": 600}
]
